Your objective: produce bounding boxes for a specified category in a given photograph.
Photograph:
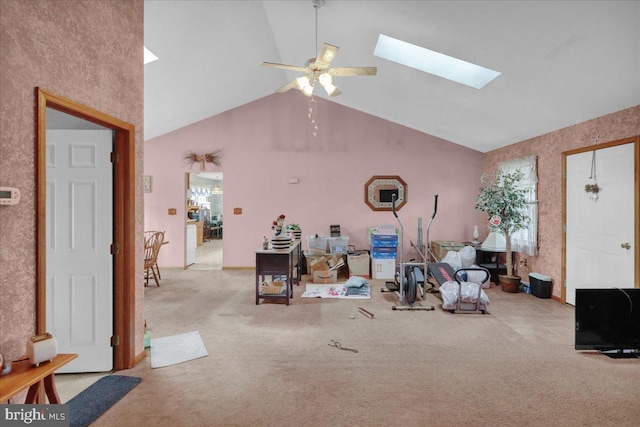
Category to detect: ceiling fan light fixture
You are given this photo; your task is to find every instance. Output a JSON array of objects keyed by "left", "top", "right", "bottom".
[
  {"left": 322, "top": 82, "right": 338, "bottom": 96},
  {"left": 302, "top": 82, "right": 315, "bottom": 97},
  {"left": 318, "top": 72, "right": 332, "bottom": 86},
  {"left": 295, "top": 76, "right": 311, "bottom": 90}
]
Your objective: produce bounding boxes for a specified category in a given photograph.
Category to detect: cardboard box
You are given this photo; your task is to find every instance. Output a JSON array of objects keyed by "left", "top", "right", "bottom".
[
  {"left": 306, "top": 253, "right": 345, "bottom": 277},
  {"left": 431, "top": 240, "right": 466, "bottom": 261},
  {"left": 326, "top": 254, "right": 345, "bottom": 270},
  {"left": 347, "top": 251, "right": 370, "bottom": 278},
  {"left": 369, "top": 233, "right": 399, "bottom": 248},
  {"left": 313, "top": 269, "right": 338, "bottom": 283},
  {"left": 371, "top": 225, "right": 396, "bottom": 235},
  {"left": 304, "top": 253, "right": 325, "bottom": 273},
  {"left": 372, "top": 258, "right": 395, "bottom": 279},
  {"left": 309, "top": 257, "right": 330, "bottom": 272},
  {"left": 370, "top": 246, "right": 397, "bottom": 259}
]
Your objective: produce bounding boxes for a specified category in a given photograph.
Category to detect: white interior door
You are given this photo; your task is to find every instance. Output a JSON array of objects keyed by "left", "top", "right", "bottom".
[
  {"left": 46, "top": 129, "right": 114, "bottom": 372},
  {"left": 566, "top": 143, "right": 635, "bottom": 305}
]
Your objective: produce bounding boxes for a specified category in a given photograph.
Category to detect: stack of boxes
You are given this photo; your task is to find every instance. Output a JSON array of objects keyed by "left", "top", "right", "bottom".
[
  {"left": 305, "top": 234, "right": 349, "bottom": 282},
  {"left": 369, "top": 225, "right": 398, "bottom": 279}
]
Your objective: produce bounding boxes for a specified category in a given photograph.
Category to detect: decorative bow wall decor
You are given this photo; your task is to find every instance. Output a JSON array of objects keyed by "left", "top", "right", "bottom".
[{"left": 183, "top": 150, "right": 222, "bottom": 171}]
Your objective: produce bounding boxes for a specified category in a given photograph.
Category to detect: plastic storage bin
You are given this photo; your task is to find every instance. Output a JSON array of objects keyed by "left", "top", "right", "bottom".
[
  {"left": 529, "top": 273, "right": 552, "bottom": 298},
  {"left": 306, "top": 235, "right": 329, "bottom": 254},
  {"left": 328, "top": 236, "right": 350, "bottom": 254}
]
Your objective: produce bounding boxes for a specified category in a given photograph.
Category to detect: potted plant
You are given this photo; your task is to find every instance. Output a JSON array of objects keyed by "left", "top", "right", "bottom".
[
  {"left": 475, "top": 169, "right": 530, "bottom": 292},
  {"left": 285, "top": 223, "right": 302, "bottom": 240}
]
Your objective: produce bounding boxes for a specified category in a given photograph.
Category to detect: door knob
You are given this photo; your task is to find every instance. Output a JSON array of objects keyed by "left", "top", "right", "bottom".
[{"left": 620, "top": 242, "right": 631, "bottom": 250}]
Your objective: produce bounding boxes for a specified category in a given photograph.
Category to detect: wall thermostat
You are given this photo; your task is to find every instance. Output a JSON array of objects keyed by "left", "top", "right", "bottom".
[{"left": 0, "top": 187, "right": 21, "bottom": 205}]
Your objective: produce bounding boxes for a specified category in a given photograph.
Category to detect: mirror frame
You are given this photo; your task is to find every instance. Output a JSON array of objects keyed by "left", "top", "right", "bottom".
[
  {"left": 364, "top": 175, "right": 408, "bottom": 211},
  {"left": 36, "top": 88, "right": 137, "bottom": 370}
]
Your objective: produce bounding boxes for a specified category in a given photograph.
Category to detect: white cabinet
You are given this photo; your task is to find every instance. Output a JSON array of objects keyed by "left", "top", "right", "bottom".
[{"left": 186, "top": 224, "right": 196, "bottom": 265}]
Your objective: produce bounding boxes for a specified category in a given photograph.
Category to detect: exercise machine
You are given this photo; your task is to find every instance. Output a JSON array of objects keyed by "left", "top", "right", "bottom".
[{"left": 383, "top": 193, "right": 438, "bottom": 311}]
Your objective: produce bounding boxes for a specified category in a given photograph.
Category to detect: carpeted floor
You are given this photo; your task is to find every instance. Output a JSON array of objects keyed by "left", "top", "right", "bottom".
[{"left": 62, "top": 268, "right": 640, "bottom": 426}]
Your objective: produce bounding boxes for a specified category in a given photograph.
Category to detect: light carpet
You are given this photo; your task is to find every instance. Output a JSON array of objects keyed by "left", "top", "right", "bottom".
[
  {"left": 300, "top": 283, "right": 370, "bottom": 299},
  {"left": 85, "top": 269, "right": 640, "bottom": 427},
  {"left": 150, "top": 330, "right": 208, "bottom": 368}
]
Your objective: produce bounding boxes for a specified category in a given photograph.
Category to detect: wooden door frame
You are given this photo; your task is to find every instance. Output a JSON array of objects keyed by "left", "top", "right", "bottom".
[
  {"left": 561, "top": 136, "right": 640, "bottom": 303},
  {"left": 36, "top": 88, "right": 137, "bottom": 370}
]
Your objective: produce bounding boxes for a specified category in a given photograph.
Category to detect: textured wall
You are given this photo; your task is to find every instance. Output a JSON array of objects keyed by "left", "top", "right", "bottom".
[
  {"left": 483, "top": 106, "right": 640, "bottom": 299},
  {"left": 144, "top": 90, "right": 486, "bottom": 268},
  {"left": 0, "top": 0, "right": 144, "bottom": 363}
]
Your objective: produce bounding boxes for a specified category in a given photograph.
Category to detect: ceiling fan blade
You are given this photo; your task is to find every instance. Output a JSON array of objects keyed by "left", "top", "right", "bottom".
[
  {"left": 276, "top": 81, "right": 297, "bottom": 93},
  {"left": 261, "top": 62, "right": 309, "bottom": 73},
  {"left": 329, "top": 67, "right": 377, "bottom": 77},
  {"left": 315, "top": 43, "right": 339, "bottom": 68}
]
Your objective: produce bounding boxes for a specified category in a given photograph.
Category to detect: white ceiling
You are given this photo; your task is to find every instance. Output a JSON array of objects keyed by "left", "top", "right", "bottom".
[{"left": 143, "top": 0, "right": 640, "bottom": 153}]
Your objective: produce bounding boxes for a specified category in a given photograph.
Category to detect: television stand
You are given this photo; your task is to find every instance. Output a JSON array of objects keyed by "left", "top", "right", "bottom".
[{"left": 601, "top": 350, "right": 640, "bottom": 359}]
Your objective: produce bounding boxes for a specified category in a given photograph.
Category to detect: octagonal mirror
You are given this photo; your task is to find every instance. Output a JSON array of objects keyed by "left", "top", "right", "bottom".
[{"left": 365, "top": 175, "right": 407, "bottom": 211}]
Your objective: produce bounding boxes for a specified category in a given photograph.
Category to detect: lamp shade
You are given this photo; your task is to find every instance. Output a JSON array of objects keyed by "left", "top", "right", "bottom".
[{"left": 481, "top": 231, "right": 506, "bottom": 250}]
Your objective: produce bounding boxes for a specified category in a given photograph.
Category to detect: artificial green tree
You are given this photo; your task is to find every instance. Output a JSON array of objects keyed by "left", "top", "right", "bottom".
[{"left": 475, "top": 169, "right": 530, "bottom": 279}]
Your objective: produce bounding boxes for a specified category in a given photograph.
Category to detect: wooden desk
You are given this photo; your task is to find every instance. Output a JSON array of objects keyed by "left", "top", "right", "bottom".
[
  {"left": 0, "top": 353, "right": 78, "bottom": 403},
  {"left": 255, "top": 241, "right": 301, "bottom": 305}
]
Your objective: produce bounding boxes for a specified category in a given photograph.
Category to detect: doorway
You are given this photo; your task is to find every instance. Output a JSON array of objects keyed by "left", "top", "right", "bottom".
[
  {"left": 187, "top": 172, "right": 223, "bottom": 270},
  {"left": 36, "top": 88, "right": 137, "bottom": 370},
  {"left": 563, "top": 137, "right": 639, "bottom": 305}
]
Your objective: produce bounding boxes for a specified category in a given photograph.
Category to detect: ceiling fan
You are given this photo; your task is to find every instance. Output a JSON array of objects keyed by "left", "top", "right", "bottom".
[{"left": 261, "top": 0, "right": 377, "bottom": 98}]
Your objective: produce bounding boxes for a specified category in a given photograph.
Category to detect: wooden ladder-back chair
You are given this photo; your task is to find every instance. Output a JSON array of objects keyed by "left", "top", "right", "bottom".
[{"left": 144, "top": 231, "right": 165, "bottom": 286}]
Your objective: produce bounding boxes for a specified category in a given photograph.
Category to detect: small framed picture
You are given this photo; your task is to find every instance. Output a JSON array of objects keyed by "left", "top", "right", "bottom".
[{"left": 143, "top": 176, "right": 152, "bottom": 193}]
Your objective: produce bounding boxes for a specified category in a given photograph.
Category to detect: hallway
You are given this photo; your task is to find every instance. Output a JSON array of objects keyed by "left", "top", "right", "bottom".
[{"left": 189, "top": 238, "right": 222, "bottom": 271}]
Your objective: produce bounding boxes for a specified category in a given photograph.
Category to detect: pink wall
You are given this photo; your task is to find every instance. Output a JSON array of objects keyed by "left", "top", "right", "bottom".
[
  {"left": 144, "top": 91, "right": 486, "bottom": 268},
  {"left": 483, "top": 105, "right": 640, "bottom": 299},
  {"left": 0, "top": 1, "right": 145, "bottom": 362}
]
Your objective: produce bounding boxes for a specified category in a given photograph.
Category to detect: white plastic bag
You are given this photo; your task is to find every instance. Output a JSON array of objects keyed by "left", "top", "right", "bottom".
[
  {"left": 464, "top": 266, "right": 490, "bottom": 288},
  {"left": 439, "top": 280, "right": 490, "bottom": 310},
  {"left": 440, "top": 281, "right": 458, "bottom": 309},
  {"left": 442, "top": 251, "right": 462, "bottom": 270},
  {"left": 459, "top": 245, "right": 476, "bottom": 267}
]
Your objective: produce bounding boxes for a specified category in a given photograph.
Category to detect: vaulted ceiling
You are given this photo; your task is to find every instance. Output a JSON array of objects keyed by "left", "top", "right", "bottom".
[{"left": 143, "top": 0, "right": 640, "bottom": 153}]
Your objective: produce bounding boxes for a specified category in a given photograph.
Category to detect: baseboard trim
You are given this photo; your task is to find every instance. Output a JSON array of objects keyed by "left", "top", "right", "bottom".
[
  {"left": 223, "top": 266, "right": 255, "bottom": 271},
  {"left": 134, "top": 350, "right": 146, "bottom": 366}
]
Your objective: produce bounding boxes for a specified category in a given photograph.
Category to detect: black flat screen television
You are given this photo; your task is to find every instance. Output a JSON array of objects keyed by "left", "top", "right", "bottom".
[{"left": 575, "top": 288, "right": 640, "bottom": 358}]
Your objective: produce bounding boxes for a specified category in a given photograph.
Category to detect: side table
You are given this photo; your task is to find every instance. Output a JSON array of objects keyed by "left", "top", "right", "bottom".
[{"left": 0, "top": 353, "right": 78, "bottom": 404}]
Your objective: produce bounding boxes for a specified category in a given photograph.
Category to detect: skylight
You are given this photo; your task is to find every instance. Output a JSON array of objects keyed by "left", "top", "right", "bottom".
[
  {"left": 373, "top": 34, "right": 500, "bottom": 89},
  {"left": 144, "top": 47, "right": 159, "bottom": 65}
]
